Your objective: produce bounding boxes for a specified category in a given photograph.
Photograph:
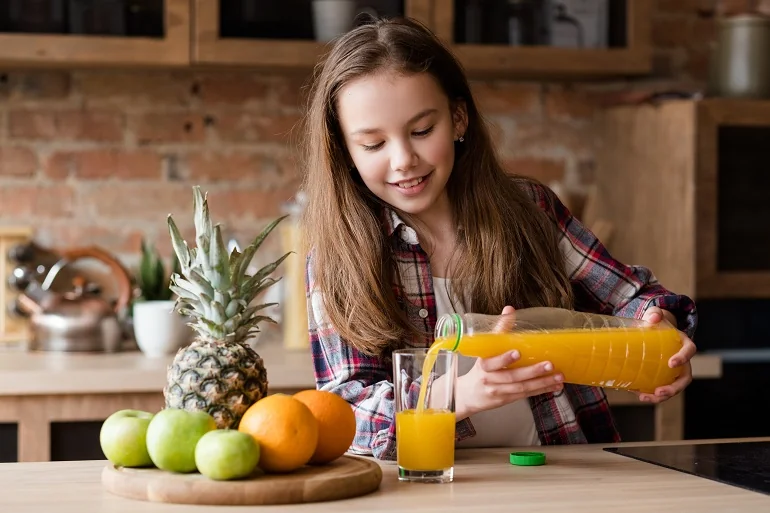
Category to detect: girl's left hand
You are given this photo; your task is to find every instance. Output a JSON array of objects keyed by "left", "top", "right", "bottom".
[{"left": 635, "top": 306, "right": 697, "bottom": 404}]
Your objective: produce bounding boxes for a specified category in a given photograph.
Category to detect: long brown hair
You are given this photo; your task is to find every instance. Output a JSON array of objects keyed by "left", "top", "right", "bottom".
[{"left": 300, "top": 17, "right": 573, "bottom": 355}]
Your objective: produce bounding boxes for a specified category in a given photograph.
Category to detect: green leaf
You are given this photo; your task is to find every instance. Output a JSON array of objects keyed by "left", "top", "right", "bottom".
[
  {"left": 155, "top": 259, "right": 167, "bottom": 300},
  {"left": 169, "top": 284, "right": 200, "bottom": 302},
  {"left": 228, "top": 247, "right": 242, "bottom": 284},
  {"left": 246, "top": 315, "right": 277, "bottom": 326},
  {"left": 187, "top": 269, "right": 215, "bottom": 299},
  {"left": 213, "top": 290, "right": 229, "bottom": 307},
  {"left": 233, "top": 326, "right": 252, "bottom": 342},
  {"left": 245, "top": 252, "right": 291, "bottom": 289},
  {"left": 137, "top": 239, "right": 172, "bottom": 301},
  {"left": 211, "top": 301, "right": 226, "bottom": 325},
  {"left": 209, "top": 224, "right": 231, "bottom": 291},
  {"left": 199, "top": 318, "right": 225, "bottom": 339},
  {"left": 192, "top": 186, "right": 212, "bottom": 242},
  {"left": 242, "top": 303, "right": 277, "bottom": 318},
  {"left": 172, "top": 276, "right": 206, "bottom": 299},
  {"left": 167, "top": 215, "right": 191, "bottom": 272},
  {"left": 235, "top": 215, "right": 288, "bottom": 285},
  {"left": 177, "top": 307, "right": 195, "bottom": 318},
  {"left": 170, "top": 251, "right": 182, "bottom": 276},
  {"left": 243, "top": 277, "right": 281, "bottom": 304},
  {"left": 225, "top": 298, "right": 246, "bottom": 317},
  {"left": 191, "top": 186, "right": 215, "bottom": 279},
  {"left": 196, "top": 234, "right": 213, "bottom": 278}
]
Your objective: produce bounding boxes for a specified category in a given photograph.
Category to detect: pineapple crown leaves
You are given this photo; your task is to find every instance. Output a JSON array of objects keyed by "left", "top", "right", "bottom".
[
  {"left": 136, "top": 239, "right": 181, "bottom": 301},
  {"left": 166, "top": 185, "right": 291, "bottom": 342}
]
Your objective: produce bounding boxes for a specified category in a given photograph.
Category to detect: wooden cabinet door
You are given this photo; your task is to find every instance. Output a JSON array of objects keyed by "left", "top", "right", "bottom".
[
  {"left": 432, "top": 0, "right": 651, "bottom": 78},
  {"left": 694, "top": 99, "right": 770, "bottom": 298},
  {"left": 0, "top": 0, "right": 190, "bottom": 67},
  {"left": 192, "top": 0, "right": 433, "bottom": 68},
  {"left": 596, "top": 98, "right": 770, "bottom": 300}
]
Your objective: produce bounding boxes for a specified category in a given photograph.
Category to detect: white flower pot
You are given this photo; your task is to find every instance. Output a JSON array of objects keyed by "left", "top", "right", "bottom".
[
  {"left": 312, "top": 0, "right": 357, "bottom": 42},
  {"left": 133, "top": 300, "right": 192, "bottom": 358}
]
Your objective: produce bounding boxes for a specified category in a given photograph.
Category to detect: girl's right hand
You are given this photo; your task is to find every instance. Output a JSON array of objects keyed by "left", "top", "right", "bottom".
[{"left": 454, "top": 306, "right": 564, "bottom": 420}]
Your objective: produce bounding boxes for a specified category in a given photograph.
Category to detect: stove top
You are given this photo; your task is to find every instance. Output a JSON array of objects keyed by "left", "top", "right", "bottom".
[{"left": 605, "top": 441, "right": 770, "bottom": 496}]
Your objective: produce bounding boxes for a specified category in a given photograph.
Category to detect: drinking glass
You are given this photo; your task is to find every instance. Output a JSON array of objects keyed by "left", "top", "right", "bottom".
[{"left": 392, "top": 348, "right": 458, "bottom": 483}]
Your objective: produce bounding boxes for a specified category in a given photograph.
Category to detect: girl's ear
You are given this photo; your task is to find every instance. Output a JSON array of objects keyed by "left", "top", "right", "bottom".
[{"left": 452, "top": 99, "right": 469, "bottom": 140}]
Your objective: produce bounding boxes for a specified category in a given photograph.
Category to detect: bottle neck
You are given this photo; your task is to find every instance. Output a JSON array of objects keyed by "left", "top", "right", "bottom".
[{"left": 434, "top": 313, "right": 463, "bottom": 351}]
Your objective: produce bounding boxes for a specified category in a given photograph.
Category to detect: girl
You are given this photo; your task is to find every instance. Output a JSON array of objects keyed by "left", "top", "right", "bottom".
[{"left": 299, "top": 17, "right": 698, "bottom": 461}]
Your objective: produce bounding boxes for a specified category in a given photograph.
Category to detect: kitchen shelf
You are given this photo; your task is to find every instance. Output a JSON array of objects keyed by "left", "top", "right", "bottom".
[{"left": 0, "top": 0, "right": 652, "bottom": 79}]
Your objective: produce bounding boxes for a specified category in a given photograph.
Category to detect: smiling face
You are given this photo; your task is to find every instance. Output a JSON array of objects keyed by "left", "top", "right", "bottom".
[{"left": 336, "top": 71, "right": 466, "bottom": 222}]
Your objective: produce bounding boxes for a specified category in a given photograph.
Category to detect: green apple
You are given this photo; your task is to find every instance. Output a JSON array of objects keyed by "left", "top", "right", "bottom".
[
  {"left": 195, "top": 429, "right": 260, "bottom": 480},
  {"left": 100, "top": 409, "right": 155, "bottom": 468},
  {"left": 146, "top": 408, "right": 216, "bottom": 473}
]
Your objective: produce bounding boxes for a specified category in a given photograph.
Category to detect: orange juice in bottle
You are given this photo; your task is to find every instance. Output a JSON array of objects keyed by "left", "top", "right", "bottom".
[{"left": 431, "top": 307, "right": 683, "bottom": 394}]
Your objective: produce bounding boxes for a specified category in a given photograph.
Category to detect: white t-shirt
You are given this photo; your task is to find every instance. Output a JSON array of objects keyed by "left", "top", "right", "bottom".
[{"left": 432, "top": 277, "right": 541, "bottom": 448}]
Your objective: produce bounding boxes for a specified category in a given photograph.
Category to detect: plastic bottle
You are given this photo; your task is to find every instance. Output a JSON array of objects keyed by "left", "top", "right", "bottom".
[{"left": 432, "top": 307, "right": 683, "bottom": 393}]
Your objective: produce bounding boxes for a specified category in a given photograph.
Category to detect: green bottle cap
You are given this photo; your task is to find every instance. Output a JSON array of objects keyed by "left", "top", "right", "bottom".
[
  {"left": 509, "top": 451, "right": 546, "bottom": 466},
  {"left": 439, "top": 313, "right": 463, "bottom": 351}
]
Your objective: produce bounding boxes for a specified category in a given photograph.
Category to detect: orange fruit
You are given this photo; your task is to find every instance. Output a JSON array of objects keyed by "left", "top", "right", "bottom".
[
  {"left": 293, "top": 389, "right": 356, "bottom": 465},
  {"left": 238, "top": 394, "right": 319, "bottom": 473}
]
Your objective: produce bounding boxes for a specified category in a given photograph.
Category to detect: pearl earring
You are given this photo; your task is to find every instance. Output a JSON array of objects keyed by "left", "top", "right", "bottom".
[{"left": 457, "top": 136, "right": 464, "bottom": 142}]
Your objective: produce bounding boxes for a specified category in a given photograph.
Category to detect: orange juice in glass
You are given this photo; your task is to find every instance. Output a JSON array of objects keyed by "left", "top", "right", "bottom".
[{"left": 393, "top": 348, "right": 457, "bottom": 483}]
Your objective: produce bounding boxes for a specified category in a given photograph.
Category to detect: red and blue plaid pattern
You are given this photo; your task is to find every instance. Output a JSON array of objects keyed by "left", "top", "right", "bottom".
[{"left": 306, "top": 181, "right": 698, "bottom": 460}]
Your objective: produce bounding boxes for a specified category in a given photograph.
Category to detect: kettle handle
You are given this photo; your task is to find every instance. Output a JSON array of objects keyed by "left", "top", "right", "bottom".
[{"left": 57, "top": 246, "right": 134, "bottom": 315}]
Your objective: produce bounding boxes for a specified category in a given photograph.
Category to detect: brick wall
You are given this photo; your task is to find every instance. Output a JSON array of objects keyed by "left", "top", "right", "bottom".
[
  {"left": 0, "top": 71, "right": 306, "bottom": 272},
  {"left": 0, "top": 2, "right": 724, "bottom": 275}
]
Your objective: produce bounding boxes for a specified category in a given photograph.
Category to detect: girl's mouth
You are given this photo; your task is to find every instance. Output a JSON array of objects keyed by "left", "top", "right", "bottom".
[
  {"left": 390, "top": 171, "right": 432, "bottom": 196},
  {"left": 395, "top": 176, "right": 424, "bottom": 188}
]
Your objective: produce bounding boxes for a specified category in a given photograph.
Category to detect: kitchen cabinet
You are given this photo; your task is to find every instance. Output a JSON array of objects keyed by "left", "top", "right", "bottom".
[
  {"left": 0, "top": 0, "right": 190, "bottom": 67},
  {"left": 0, "top": 423, "right": 17, "bottom": 462},
  {"left": 595, "top": 98, "right": 770, "bottom": 301},
  {"left": 594, "top": 98, "right": 770, "bottom": 444},
  {"left": 193, "top": 0, "right": 429, "bottom": 69},
  {"left": 0, "top": 0, "right": 651, "bottom": 79},
  {"left": 0, "top": 392, "right": 164, "bottom": 462},
  {"left": 434, "top": 0, "right": 651, "bottom": 78}
]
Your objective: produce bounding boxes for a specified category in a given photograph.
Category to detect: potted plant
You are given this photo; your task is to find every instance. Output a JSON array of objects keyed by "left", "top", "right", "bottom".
[{"left": 132, "top": 239, "right": 191, "bottom": 358}]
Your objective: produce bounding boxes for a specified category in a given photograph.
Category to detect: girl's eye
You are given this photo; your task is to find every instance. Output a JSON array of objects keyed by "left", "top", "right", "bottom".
[
  {"left": 360, "top": 126, "right": 434, "bottom": 151},
  {"left": 413, "top": 126, "right": 434, "bottom": 137},
  {"left": 362, "top": 142, "right": 384, "bottom": 152}
]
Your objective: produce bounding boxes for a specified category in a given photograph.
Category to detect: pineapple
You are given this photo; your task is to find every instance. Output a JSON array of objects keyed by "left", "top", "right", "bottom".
[{"left": 163, "top": 186, "right": 289, "bottom": 429}]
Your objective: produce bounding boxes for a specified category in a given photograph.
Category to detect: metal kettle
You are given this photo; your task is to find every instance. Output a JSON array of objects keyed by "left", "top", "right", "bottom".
[{"left": 15, "top": 246, "right": 133, "bottom": 353}]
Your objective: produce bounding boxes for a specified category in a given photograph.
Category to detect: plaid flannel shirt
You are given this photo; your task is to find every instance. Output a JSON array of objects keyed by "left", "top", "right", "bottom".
[{"left": 306, "top": 181, "right": 698, "bottom": 461}]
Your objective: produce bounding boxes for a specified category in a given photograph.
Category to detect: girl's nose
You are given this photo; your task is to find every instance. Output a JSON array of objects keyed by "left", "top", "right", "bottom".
[{"left": 391, "top": 141, "right": 419, "bottom": 173}]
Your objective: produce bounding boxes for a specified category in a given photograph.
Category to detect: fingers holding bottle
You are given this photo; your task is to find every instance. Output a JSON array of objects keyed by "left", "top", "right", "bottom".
[
  {"left": 455, "top": 350, "right": 563, "bottom": 420},
  {"left": 481, "top": 359, "right": 564, "bottom": 398},
  {"left": 493, "top": 305, "right": 516, "bottom": 333}
]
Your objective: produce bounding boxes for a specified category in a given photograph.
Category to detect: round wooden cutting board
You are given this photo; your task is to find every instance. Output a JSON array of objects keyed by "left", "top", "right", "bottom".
[{"left": 101, "top": 455, "right": 383, "bottom": 506}]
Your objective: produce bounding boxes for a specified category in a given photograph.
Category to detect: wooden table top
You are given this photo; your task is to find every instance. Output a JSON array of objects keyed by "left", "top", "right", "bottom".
[{"left": 2, "top": 438, "right": 767, "bottom": 512}]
